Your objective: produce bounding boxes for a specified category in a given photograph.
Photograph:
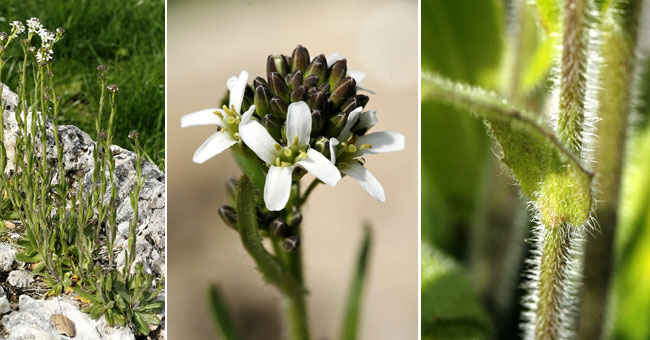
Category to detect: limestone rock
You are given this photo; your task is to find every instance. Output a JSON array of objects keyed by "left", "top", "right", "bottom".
[
  {"left": 2, "top": 295, "right": 135, "bottom": 340},
  {"left": 0, "top": 243, "right": 16, "bottom": 272},
  {"left": 7, "top": 270, "right": 33, "bottom": 288},
  {"left": 0, "top": 296, "right": 11, "bottom": 314}
]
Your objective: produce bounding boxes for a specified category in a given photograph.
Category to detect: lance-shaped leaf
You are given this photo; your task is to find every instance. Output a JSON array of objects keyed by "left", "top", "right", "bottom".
[
  {"left": 422, "top": 73, "right": 593, "bottom": 228},
  {"left": 209, "top": 284, "right": 241, "bottom": 340},
  {"left": 341, "top": 226, "right": 372, "bottom": 340}
]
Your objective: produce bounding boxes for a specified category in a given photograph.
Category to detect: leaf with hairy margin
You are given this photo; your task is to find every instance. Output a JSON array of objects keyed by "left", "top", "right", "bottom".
[{"left": 422, "top": 73, "right": 593, "bottom": 228}]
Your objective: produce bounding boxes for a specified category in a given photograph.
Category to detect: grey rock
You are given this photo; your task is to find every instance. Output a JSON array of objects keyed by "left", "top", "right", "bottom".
[
  {"left": 1, "top": 84, "right": 165, "bottom": 279},
  {"left": 2, "top": 295, "right": 134, "bottom": 340},
  {"left": 0, "top": 296, "right": 10, "bottom": 314},
  {"left": 7, "top": 271, "right": 33, "bottom": 288},
  {"left": 0, "top": 243, "right": 16, "bottom": 272}
]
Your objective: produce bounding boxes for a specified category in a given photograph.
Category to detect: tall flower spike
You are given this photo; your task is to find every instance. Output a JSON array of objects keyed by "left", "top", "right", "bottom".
[
  {"left": 180, "top": 70, "right": 255, "bottom": 164},
  {"left": 240, "top": 101, "right": 341, "bottom": 211}
]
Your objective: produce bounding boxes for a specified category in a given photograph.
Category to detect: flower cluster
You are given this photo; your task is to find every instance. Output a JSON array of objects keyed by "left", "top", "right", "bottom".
[
  {"left": 8, "top": 18, "right": 65, "bottom": 64},
  {"left": 182, "top": 45, "right": 404, "bottom": 211}
]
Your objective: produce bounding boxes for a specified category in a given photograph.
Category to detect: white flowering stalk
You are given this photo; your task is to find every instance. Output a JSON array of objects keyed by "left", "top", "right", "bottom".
[{"left": 186, "top": 45, "right": 404, "bottom": 340}]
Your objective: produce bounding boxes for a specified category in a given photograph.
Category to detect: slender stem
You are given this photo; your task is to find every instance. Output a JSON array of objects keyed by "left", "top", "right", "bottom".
[
  {"left": 556, "top": 0, "right": 588, "bottom": 153},
  {"left": 299, "top": 179, "right": 320, "bottom": 207},
  {"left": 578, "top": 1, "right": 642, "bottom": 339}
]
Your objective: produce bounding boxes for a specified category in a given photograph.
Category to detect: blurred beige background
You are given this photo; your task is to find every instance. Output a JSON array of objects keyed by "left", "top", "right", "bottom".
[{"left": 167, "top": 0, "right": 418, "bottom": 338}]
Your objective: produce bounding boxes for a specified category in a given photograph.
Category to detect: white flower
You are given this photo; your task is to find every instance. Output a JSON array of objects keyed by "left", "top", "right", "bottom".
[
  {"left": 36, "top": 48, "right": 53, "bottom": 63},
  {"left": 10, "top": 21, "right": 25, "bottom": 34},
  {"left": 39, "top": 29, "right": 55, "bottom": 43},
  {"left": 326, "top": 53, "right": 375, "bottom": 94},
  {"left": 329, "top": 109, "right": 404, "bottom": 202},
  {"left": 180, "top": 70, "right": 254, "bottom": 164},
  {"left": 240, "top": 101, "right": 342, "bottom": 211},
  {"left": 26, "top": 17, "right": 42, "bottom": 34}
]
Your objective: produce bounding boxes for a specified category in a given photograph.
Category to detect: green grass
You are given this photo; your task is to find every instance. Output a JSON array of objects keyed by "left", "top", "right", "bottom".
[{"left": 0, "top": 0, "right": 165, "bottom": 169}]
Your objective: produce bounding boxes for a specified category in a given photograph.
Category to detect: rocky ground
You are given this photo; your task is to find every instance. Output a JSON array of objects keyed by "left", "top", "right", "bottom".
[{"left": 1, "top": 85, "right": 166, "bottom": 339}]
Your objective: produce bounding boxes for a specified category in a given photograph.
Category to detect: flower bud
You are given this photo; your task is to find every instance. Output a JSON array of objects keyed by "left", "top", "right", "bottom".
[
  {"left": 303, "top": 74, "right": 319, "bottom": 89},
  {"left": 290, "top": 85, "right": 307, "bottom": 103},
  {"left": 262, "top": 114, "right": 282, "bottom": 141},
  {"left": 318, "top": 83, "right": 330, "bottom": 94},
  {"left": 226, "top": 177, "right": 238, "bottom": 204},
  {"left": 269, "top": 72, "right": 290, "bottom": 102},
  {"left": 283, "top": 236, "right": 300, "bottom": 251},
  {"left": 305, "top": 54, "right": 327, "bottom": 82},
  {"left": 242, "top": 85, "right": 255, "bottom": 112},
  {"left": 253, "top": 76, "right": 269, "bottom": 89},
  {"left": 325, "top": 112, "right": 347, "bottom": 136},
  {"left": 286, "top": 210, "right": 303, "bottom": 227},
  {"left": 269, "top": 219, "right": 288, "bottom": 237},
  {"left": 311, "top": 110, "right": 323, "bottom": 136},
  {"left": 254, "top": 85, "right": 273, "bottom": 116},
  {"left": 330, "top": 77, "right": 356, "bottom": 108},
  {"left": 270, "top": 96, "right": 288, "bottom": 118},
  {"left": 313, "top": 136, "right": 330, "bottom": 156},
  {"left": 328, "top": 59, "right": 347, "bottom": 89},
  {"left": 291, "top": 45, "right": 310, "bottom": 73},
  {"left": 218, "top": 205, "right": 238, "bottom": 230},
  {"left": 340, "top": 95, "right": 369, "bottom": 114},
  {"left": 287, "top": 70, "right": 303, "bottom": 90},
  {"left": 267, "top": 54, "right": 289, "bottom": 77},
  {"left": 307, "top": 91, "right": 327, "bottom": 112}
]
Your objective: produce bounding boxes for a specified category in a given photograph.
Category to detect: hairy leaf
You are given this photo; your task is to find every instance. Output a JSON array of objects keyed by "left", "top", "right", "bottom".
[{"left": 423, "top": 73, "right": 593, "bottom": 227}]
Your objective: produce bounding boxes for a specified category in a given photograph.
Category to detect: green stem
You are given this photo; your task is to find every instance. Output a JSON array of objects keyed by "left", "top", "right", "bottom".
[
  {"left": 578, "top": 1, "right": 642, "bottom": 339},
  {"left": 556, "top": 0, "right": 588, "bottom": 153},
  {"left": 298, "top": 179, "right": 320, "bottom": 207},
  {"left": 531, "top": 224, "right": 580, "bottom": 340}
]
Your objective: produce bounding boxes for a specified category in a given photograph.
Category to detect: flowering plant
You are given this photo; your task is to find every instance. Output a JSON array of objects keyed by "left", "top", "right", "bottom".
[{"left": 181, "top": 45, "right": 404, "bottom": 339}]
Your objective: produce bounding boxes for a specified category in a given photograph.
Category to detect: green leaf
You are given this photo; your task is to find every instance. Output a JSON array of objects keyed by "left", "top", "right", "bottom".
[
  {"left": 139, "top": 300, "right": 165, "bottom": 311},
  {"left": 133, "top": 312, "right": 151, "bottom": 336},
  {"left": 521, "top": 37, "right": 556, "bottom": 92},
  {"left": 208, "top": 284, "right": 241, "bottom": 340},
  {"left": 421, "top": 245, "right": 491, "bottom": 339},
  {"left": 72, "top": 287, "right": 101, "bottom": 304},
  {"left": 236, "top": 175, "right": 302, "bottom": 297},
  {"left": 423, "top": 73, "right": 593, "bottom": 228},
  {"left": 340, "top": 226, "right": 372, "bottom": 340}
]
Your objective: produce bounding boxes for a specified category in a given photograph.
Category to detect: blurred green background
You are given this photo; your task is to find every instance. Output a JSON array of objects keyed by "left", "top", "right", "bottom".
[
  {"left": 0, "top": 0, "right": 165, "bottom": 169},
  {"left": 421, "top": 0, "right": 650, "bottom": 339}
]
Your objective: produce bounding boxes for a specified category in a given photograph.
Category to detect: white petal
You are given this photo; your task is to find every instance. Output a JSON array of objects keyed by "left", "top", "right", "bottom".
[
  {"left": 329, "top": 138, "right": 339, "bottom": 164},
  {"left": 342, "top": 162, "right": 386, "bottom": 202},
  {"left": 356, "top": 110, "right": 378, "bottom": 131},
  {"left": 239, "top": 119, "right": 278, "bottom": 164},
  {"left": 264, "top": 166, "right": 293, "bottom": 211},
  {"left": 337, "top": 107, "right": 362, "bottom": 141},
  {"left": 227, "top": 70, "right": 249, "bottom": 114},
  {"left": 348, "top": 70, "right": 366, "bottom": 83},
  {"left": 192, "top": 131, "right": 236, "bottom": 164},
  {"left": 348, "top": 70, "right": 376, "bottom": 94},
  {"left": 356, "top": 131, "right": 405, "bottom": 155},
  {"left": 286, "top": 101, "right": 312, "bottom": 147},
  {"left": 297, "top": 149, "right": 341, "bottom": 186},
  {"left": 180, "top": 108, "right": 223, "bottom": 128},
  {"left": 241, "top": 105, "right": 256, "bottom": 123},
  {"left": 326, "top": 53, "right": 344, "bottom": 67}
]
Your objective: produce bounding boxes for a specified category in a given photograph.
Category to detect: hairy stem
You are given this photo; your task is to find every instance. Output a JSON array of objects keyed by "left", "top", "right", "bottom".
[
  {"left": 556, "top": 0, "right": 588, "bottom": 153},
  {"left": 528, "top": 0, "right": 590, "bottom": 339},
  {"left": 528, "top": 224, "right": 582, "bottom": 340},
  {"left": 578, "top": 1, "right": 642, "bottom": 339}
]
